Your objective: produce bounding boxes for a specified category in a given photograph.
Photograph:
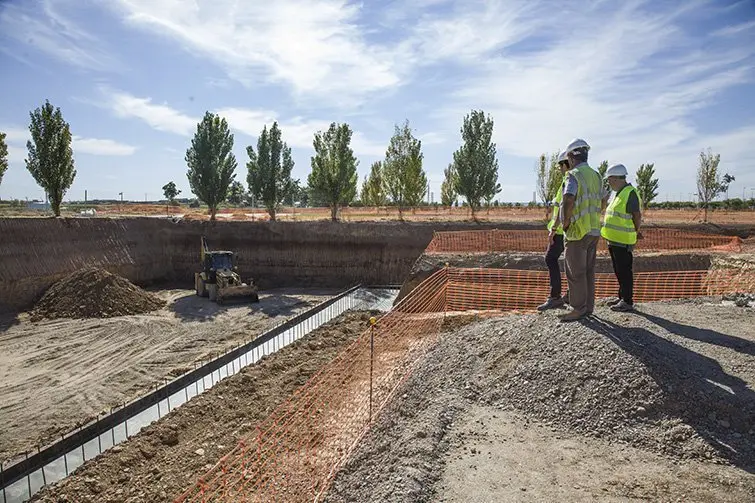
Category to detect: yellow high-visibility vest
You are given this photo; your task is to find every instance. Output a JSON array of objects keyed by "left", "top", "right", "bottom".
[
  {"left": 565, "top": 164, "right": 602, "bottom": 242},
  {"left": 547, "top": 178, "right": 565, "bottom": 235},
  {"left": 601, "top": 185, "right": 641, "bottom": 245}
]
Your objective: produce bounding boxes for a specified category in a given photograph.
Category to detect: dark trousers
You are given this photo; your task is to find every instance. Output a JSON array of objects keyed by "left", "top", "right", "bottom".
[
  {"left": 609, "top": 245, "right": 634, "bottom": 305},
  {"left": 545, "top": 234, "right": 565, "bottom": 299}
]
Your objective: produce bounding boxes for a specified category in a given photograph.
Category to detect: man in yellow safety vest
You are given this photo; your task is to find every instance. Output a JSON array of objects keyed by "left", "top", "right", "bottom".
[
  {"left": 559, "top": 138, "right": 605, "bottom": 322},
  {"left": 601, "top": 163, "right": 643, "bottom": 312},
  {"left": 538, "top": 150, "right": 571, "bottom": 311}
]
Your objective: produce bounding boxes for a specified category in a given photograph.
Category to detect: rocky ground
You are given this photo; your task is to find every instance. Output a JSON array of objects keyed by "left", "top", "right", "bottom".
[
  {"left": 326, "top": 300, "right": 755, "bottom": 502},
  {"left": 29, "top": 310, "right": 378, "bottom": 503}
]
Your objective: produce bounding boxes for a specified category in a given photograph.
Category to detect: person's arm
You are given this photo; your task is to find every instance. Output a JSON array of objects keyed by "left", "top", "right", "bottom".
[
  {"left": 628, "top": 191, "right": 643, "bottom": 238},
  {"left": 562, "top": 194, "right": 575, "bottom": 230},
  {"left": 561, "top": 175, "right": 577, "bottom": 230}
]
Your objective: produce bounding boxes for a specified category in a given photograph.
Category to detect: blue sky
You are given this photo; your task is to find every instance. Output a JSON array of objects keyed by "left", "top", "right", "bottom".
[{"left": 1, "top": 0, "right": 754, "bottom": 203}]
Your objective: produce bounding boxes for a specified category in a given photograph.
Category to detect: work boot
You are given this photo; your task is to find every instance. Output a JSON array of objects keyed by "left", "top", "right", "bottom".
[
  {"left": 611, "top": 299, "right": 634, "bottom": 312},
  {"left": 605, "top": 297, "right": 621, "bottom": 307},
  {"left": 561, "top": 291, "right": 570, "bottom": 305},
  {"left": 559, "top": 310, "right": 587, "bottom": 322},
  {"left": 537, "top": 297, "right": 565, "bottom": 311}
]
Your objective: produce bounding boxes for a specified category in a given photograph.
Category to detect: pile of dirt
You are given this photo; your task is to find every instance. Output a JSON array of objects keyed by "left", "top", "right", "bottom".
[
  {"left": 327, "top": 302, "right": 755, "bottom": 502},
  {"left": 31, "top": 268, "right": 166, "bottom": 320}
]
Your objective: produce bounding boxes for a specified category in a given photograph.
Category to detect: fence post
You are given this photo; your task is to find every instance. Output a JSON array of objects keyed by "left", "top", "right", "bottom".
[{"left": 369, "top": 316, "right": 376, "bottom": 423}]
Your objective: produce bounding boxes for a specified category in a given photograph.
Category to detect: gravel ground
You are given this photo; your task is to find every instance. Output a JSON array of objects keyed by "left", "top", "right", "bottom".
[{"left": 326, "top": 300, "right": 755, "bottom": 502}]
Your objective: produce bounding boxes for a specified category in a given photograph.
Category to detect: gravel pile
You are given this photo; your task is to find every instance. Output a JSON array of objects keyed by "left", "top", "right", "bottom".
[
  {"left": 327, "top": 304, "right": 755, "bottom": 502},
  {"left": 31, "top": 268, "right": 166, "bottom": 320}
]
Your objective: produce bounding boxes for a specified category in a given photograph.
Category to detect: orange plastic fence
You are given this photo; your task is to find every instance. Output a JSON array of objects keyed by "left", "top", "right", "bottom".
[
  {"left": 175, "top": 268, "right": 448, "bottom": 503},
  {"left": 176, "top": 266, "right": 754, "bottom": 503},
  {"left": 425, "top": 229, "right": 742, "bottom": 254},
  {"left": 445, "top": 267, "right": 755, "bottom": 312}
]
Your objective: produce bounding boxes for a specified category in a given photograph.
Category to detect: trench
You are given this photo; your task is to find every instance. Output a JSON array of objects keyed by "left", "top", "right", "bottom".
[{"left": 0, "top": 286, "right": 399, "bottom": 503}]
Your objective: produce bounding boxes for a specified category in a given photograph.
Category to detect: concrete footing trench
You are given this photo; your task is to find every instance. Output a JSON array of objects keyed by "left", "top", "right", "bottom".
[{"left": 1, "top": 218, "right": 753, "bottom": 502}]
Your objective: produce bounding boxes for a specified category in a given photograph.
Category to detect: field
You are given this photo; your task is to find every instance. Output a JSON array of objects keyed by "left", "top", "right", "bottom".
[
  {"left": 1, "top": 215, "right": 753, "bottom": 503},
  {"left": 3, "top": 202, "right": 755, "bottom": 224}
]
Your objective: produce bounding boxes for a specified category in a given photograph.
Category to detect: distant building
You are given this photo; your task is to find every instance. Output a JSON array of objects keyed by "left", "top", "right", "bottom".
[{"left": 27, "top": 201, "right": 50, "bottom": 210}]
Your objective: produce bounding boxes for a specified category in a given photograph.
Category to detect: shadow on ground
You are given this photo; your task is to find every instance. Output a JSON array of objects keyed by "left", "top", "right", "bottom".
[
  {"left": 634, "top": 310, "right": 755, "bottom": 357},
  {"left": 169, "top": 292, "right": 313, "bottom": 322},
  {"left": 0, "top": 313, "right": 20, "bottom": 333},
  {"left": 586, "top": 315, "right": 755, "bottom": 473}
]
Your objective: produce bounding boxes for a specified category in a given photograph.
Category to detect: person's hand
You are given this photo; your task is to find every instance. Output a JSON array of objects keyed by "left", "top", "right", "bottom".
[
  {"left": 548, "top": 230, "right": 555, "bottom": 246},
  {"left": 637, "top": 231, "right": 644, "bottom": 240}
]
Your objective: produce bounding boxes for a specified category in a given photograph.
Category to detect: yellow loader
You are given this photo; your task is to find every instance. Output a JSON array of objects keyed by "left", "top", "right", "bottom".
[{"left": 194, "top": 236, "right": 259, "bottom": 304}]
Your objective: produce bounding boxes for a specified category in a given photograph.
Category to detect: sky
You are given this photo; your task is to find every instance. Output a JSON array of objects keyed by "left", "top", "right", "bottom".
[{"left": 1, "top": 0, "right": 754, "bottom": 203}]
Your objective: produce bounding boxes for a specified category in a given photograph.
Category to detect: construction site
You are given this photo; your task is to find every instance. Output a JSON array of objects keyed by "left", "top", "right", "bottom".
[{"left": 1, "top": 216, "right": 754, "bottom": 502}]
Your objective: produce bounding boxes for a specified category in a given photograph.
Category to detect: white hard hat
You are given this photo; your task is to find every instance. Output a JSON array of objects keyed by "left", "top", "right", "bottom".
[
  {"left": 557, "top": 150, "right": 568, "bottom": 163},
  {"left": 605, "top": 164, "right": 628, "bottom": 177},
  {"left": 565, "top": 138, "right": 590, "bottom": 154}
]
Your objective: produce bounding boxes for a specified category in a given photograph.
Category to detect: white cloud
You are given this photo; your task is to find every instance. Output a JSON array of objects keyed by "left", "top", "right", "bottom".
[
  {"left": 72, "top": 137, "right": 137, "bottom": 156},
  {"left": 0, "top": 0, "right": 116, "bottom": 70},
  {"left": 1, "top": 125, "right": 135, "bottom": 158},
  {"left": 712, "top": 20, "right": 755, "bottom": 37},
  {"left": 108, "top": 0, "right": 402, "bottom": 105},
  {"left": 429, "top": 0, "right": 755, "bottom": 196},
  {"left": 102, "top": 88, "right": 199, "bottom": 136}
]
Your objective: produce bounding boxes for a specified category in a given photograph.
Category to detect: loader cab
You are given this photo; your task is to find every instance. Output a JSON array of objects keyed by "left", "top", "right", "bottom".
[{"left": 204, "top": 251, "right": 235, "bottom": 282}]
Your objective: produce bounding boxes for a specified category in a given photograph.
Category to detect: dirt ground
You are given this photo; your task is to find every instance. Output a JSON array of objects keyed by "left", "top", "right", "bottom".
[
  {"left": 3, "top": 202, "right": 755, "bottom": 225},
  {"left": 29, "top": 310, "right": 377, "bottom": 503},
  {"left": 0, "top": 287, "right": 337, "bottom": 465},
  {"left": 326, "top": 300, "right": 755, "bottom": 502}
]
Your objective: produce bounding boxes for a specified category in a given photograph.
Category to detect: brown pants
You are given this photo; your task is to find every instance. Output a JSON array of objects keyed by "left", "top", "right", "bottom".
[{"left": 565, "top": 235, "right": 599, "bottom": 314}]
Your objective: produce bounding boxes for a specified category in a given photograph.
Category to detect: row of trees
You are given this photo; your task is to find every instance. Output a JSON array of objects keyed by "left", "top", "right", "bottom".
[
  {"left": 0, "top": 100, "right": 740, "bottom": 223},
  {"left": 175, "top": 109, "right": 501, "bottom": 221}
]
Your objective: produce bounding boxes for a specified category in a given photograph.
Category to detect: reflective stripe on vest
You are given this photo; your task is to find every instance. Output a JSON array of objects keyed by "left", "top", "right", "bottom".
[
  {"left": 601, "top": 185, "right": 640, "bottom": 245},
  {"left": 565, "top": 164, "right": 602, "bottom": 242},
  {"left": 547, "top": 178, "right": 565, "bottom": 235}
]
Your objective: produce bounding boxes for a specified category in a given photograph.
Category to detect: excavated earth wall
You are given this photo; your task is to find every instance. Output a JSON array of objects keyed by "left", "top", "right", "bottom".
[
  {"left": 0, "top": 218, "right": 522, "bottom": 313},
  {"left": 2, "top": 218, "right": 751, "bottom": 314}
]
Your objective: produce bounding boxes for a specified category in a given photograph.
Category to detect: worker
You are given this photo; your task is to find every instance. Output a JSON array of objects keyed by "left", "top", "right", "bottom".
[
  {"left": 559, "top": 138, "right": 604, "bottom": 322},
  {"left": 538, "top": 150, "right": 570, "bottom": 311},
  {"left": 601, "top": 163, "right": 643, "bottom": 312}
]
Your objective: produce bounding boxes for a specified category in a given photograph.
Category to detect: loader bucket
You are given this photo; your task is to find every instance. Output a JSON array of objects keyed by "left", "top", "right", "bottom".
[{"left": 217, "top": 285, "right": 260, "bottom": 305}]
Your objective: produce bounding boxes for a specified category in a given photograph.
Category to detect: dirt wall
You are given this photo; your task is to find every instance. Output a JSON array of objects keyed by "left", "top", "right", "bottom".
[{"left": 0, "top": 218, "right": 524, "bottom": 313}]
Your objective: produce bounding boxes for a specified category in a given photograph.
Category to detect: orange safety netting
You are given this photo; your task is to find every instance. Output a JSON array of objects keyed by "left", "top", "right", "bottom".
[
  {"left": 425, "top": 229, "right": 742, "bottom": 254},
  {"left": 175, "top": 268, "right": 449, "bottom": 503},
  {"left": 175, "top": 265, "right": 754, "bottom": 503}
]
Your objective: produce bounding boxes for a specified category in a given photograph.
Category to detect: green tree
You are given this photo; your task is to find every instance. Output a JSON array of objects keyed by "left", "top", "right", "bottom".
[
  {"left": 721, "top": 173, "right": 735, "bottom": 201},
  {"left": 696, "top": 148, "right": 722, "bottom": 222},
  {"left": 535, "top": 152, "right": 563, "bottom": 204},
  {"left": 597, "top": 159, "right": 610, "bottom": 191},
  {"left": 186, "top": 112, "right": 237, "bottom": 221},
  {"left": 25, "top": 100, "right": 76, "bottom": 217},
  {"left": 441, "top": 163, "right": 458, "bottom": 207},
  {"left": 361, "top": 161, "right": 386, "bottom": 207},
  {"left": 162, "top": 181, "right": 180, "bottom": 202},
  {"left": 383, "top": 120, "right": 426, "bottom": 218},
  {"left": 246, "top": 121, "right": 294, "bottom": 220},
  {"left": 0, "top": 131, "right": 8, "bottom": 191},
  {"left": 452, "top": 109, "right": 501, "bottom": 219},
  {"left": 308, "top": 122, "right": 359, "bottom": 221},
  {"left": 635, "top": 163, "right": 659, "bottom": 210},
  {"left": 227, "top": 181, "right": 245, "bottom": 206}
]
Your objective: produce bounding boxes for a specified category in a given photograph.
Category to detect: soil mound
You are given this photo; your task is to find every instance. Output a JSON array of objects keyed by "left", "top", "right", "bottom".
[{"left": 31, "top": 268, "right": 165, "bottom": 320}]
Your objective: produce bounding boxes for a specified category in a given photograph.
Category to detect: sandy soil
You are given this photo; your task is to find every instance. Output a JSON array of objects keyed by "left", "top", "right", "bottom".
[
  {"left": 4, "top": 203, "right": 755, "bottom": 224},
  {"left": 439, "top": 405, "right": 750, "bottom": 503},
  {"left": 326, "top": 301, "right": 755, "bottom": 502},
  {"left": 0, "top": 287, "right": 336, "bottom": 464},
  {"left": 30, "top": 310, "right": 377, "bottom": 503}
]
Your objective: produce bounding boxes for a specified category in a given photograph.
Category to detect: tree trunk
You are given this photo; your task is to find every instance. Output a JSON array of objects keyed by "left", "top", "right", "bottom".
[
  {"left": 51, "top": 199, "right": 61, "bottom": 217},
  {"left": 268, "top": 206, "right": 276, "bottom": 221},
  {"left": 470, "top": 205, "right": 477, "bottom": 221},
  {"left": 331, "top": 205, "right": 338, "bottom": 221},
  {"left": 210, "top": 206, "right": 217, "bottom": 221},
  {"left": 398, "top": 205, "right": 404, "bottom": 221}
]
